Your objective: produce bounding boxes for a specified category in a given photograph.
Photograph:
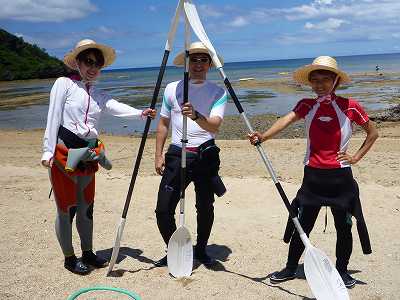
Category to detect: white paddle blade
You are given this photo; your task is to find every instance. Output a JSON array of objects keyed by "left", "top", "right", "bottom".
[
  {"left": 304, "top": 246, "right": 349, "bottom": 300},
  {"left": 165, "top": 0, "right": 183, "bottom": 51},
  {"left": 167, "top": 226, "right": 193, "bottom": 278},
  {"left": 107, "top": 218, "right": 126, "bottom": 275},
  {"left": 183, "top": 2, "right": 223, "bottom": 69}
]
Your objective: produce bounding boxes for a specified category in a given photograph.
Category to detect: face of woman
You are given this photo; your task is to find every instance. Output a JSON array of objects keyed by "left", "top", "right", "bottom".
[
  {"left": 309, "top": 71, "right": 337, "bottom": 97},
  {"left": 77, "top": 52, "right": 102, "bottom": 82}
]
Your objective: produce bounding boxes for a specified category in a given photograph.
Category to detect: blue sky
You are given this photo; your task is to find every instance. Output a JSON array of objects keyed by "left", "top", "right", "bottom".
[{"left": 1, "top": 0, "right": 399, "bottom": 69}]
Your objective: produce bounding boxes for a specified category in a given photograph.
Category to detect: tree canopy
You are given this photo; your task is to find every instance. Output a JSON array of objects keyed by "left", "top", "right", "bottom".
[{"left": 0, "top": 28, "right": 68, "bottom": 81}]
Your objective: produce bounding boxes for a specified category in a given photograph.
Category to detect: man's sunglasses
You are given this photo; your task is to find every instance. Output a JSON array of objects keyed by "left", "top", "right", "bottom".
[
  {"left": 83, "top": 57, "right": 103, "bottom": 69},
  {"left": 190, "top": 57, "right": 210, "bottom": 64}
]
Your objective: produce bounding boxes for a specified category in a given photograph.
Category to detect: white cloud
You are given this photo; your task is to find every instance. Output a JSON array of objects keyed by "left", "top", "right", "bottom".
[
  {"left": 198, "top": 5, "right": 223, "bottom": 18},
  {"left": 229, "top": 16, "right": 248, "bottom": 28},
  {"left": 17, "top": 25, "right": 118, "bottom": 51},
  {"left": 0, "top": 0, "right": 97, "bottom": 22},
  {"left": 277, "top": 34, "right": 327, "bottom": 45},
  {"left": 148, "top": 5, "right": 157, "bottom": 12},
  {"left": 200, "top": 0, "right": 400, "bottom": 48},
  {"left": 314, "top": 0, "right": 334, "bottom": 5},
  {"left": 283, "top": 0, "right": 400, "bottom": 22},
  {"left": 304, "top": 18, "right": 348, "bottom": 32},
  {"left": 98, "top": 26, "right": 114, "bottom": 35},
  {"left": 20, "top": 33, "right": 80, "bottom": 49},
  {"left": 272, "top": 1, "right": 400, "bottom": 46}
]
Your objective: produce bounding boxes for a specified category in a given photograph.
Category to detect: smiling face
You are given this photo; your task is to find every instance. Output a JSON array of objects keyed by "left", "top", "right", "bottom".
[
  {"left": 76, "top": 49, "right": 104, "bottom": 82},
  {"left": 309, "top": 70, "right": 338, "bottom": 97},
  {"left": 189, "top": 53, "right": 211, "bottom": 81}
]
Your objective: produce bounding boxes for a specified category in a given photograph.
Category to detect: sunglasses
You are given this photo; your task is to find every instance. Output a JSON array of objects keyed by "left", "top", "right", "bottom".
[
  {"left": 190, "top": 57, "right": 210, "bottom": 64},
  {"left": 83, "top": 57, "right": 102, "bottom": 69}
]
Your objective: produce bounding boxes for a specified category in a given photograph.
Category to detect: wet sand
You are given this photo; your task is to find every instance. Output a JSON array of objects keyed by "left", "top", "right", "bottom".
[{"left": 0, "top": 71, "right": 399, "bottom": 110}]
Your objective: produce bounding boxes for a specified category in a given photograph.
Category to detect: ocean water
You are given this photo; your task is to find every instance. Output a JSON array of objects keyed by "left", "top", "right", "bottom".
[{"left": 0, "top": 52, "right": 399, "bottom": 135}]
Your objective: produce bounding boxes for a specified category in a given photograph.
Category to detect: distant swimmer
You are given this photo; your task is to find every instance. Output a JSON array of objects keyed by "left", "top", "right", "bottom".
[{"left": 375, "top": 65, "right": 383, "bottom": 76}]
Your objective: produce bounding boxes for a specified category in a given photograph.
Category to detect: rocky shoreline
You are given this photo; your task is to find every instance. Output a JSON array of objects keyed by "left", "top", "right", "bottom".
[
  {"left": 219, "top": 114, "right": 304, "bottom": 139},
  {"left": 217, "top": 104, "right": 400, "bottom": 140},
  {"left": 369, "top": 104, "right": 400, "bottom": 122}
]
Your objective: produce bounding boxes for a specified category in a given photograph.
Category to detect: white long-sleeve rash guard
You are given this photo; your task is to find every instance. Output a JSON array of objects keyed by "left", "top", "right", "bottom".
[{"left": 42, "top": 77, "right": 143, "bottom": 162}]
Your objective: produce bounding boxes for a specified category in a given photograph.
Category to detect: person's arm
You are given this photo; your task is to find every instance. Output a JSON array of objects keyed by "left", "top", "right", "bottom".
[
  {"left": 104, "top": 98, "right": 156, "bottom": 120},
  {"left": 155, "top": 116, "right": 170, "bottom": 175},
  {"left": 181, "top": 102, "right": 222, "bottom": 133},
  {"left": 248, "top": 111, "right": 300, "bottom": 145},
  {"left": 337, "top": 120, "right": 379, "bottom": 165},
  {"left": 41, "top": 78, "right": 67, "bottom": 168}
]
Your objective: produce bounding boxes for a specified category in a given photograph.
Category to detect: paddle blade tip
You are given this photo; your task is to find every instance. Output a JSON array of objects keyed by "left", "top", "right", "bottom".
[{"left": 167, "top": 227, "right": 193, "bottom": 278}]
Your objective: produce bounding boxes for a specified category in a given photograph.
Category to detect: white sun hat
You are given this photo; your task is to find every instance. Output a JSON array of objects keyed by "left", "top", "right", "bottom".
[
  {"left": 293, "top": 56, "right": 351, "bottom": 85},
  {"left": 173, "top": 41, "right": 223, "bottom": 67},
  {"left": 63, "top": 39, "right": 116, "bottom": 70}
]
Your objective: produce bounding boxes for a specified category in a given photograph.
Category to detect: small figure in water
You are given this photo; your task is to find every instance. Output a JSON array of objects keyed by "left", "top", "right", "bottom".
[{"left": 375, "top": 65, "right": 383, "bottom": 76}]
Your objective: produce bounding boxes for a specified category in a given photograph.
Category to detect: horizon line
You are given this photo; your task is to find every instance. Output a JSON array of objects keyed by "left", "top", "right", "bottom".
[{"left": 104, "top": 51, "right": 400, "bottom": 72}]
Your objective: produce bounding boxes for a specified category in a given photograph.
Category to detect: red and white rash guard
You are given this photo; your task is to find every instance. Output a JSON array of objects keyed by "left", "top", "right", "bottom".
[{"left": 293, "top": 95, "right": 369, "bottom": 169}]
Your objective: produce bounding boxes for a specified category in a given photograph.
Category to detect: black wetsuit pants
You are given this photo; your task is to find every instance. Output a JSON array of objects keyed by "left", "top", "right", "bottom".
[
  {"left": 286, "top": 206, "right": 353, "bottom": 273},
  {"left": 155, "top": 145, "right": 215, "bottom": 252}
]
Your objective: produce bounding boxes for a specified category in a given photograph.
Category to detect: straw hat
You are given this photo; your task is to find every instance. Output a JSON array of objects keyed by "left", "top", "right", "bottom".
[
  {"left": 293, "top": 56, "right": 351, "bottom": 85},
  {"left": 173, "top": 41, "right": 223, "bottom": 67},
  {"left": 63, "top": 39, "right": 116, "bottom": 70}
]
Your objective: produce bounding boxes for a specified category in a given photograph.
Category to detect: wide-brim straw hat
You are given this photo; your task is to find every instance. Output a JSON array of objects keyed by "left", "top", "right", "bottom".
[
  {"left": 173, "top": 41, "right": 223, "bottom": 67},
  {"left": 63, "top": 39, "right": 116, "bottom": 70},
  {"left": 293, "top": 56, "right": 351, "bottom": 85}
]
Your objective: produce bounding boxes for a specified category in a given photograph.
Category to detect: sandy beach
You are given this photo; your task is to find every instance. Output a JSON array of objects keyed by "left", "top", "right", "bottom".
[{"left": 0, "top": 118, "right": 399, "bottom": 300}]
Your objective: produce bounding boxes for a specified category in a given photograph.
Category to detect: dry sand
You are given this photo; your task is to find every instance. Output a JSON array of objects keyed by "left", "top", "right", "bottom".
[{"left": 0, "top": 122, "right": 399, "bottom": 299}]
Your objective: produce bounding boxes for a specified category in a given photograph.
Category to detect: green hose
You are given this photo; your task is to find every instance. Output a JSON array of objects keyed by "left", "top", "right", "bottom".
[{"left": 67, "top": 286, "right": 141, "bottom": 300}]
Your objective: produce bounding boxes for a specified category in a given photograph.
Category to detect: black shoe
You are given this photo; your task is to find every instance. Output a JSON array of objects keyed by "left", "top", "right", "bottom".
[
  {"left": 270, "top": 267, "right": 297, "bottom": 284},
  {"left": 154, "top": 255, "right": 168, "bottom": 267},
  {"left": 64, "top": 255, "right": 90, "bottom": 275},
  {"left": 339, "top": 272, "right": 356, "bottom": 288},
  {"left": 194, "top": 250, "right": 216, "bottom": 266},
  {"left": 82, "top": 250, "right": 108, "bottom": 268}
]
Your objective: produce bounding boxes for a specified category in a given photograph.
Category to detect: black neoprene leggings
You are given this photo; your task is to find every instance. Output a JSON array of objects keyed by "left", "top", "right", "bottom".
[
  {"left": 286, "top": 206, "right": 353, "bottom": 273},
  {"left": 155, "top": 145, "right": 215, "bottom": 251}
]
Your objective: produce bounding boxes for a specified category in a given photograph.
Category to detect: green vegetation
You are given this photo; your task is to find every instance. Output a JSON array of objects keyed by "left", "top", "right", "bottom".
[{"left": 0, "top": 28, "right": 67, "bottom": 81}]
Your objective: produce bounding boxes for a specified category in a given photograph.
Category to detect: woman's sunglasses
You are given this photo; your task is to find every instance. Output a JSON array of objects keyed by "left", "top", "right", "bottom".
[
  {"left": 189, "top": 57, "right": 210, "bottom": 64},
  {"left": 83, "top": 57, "right": 103, "bottom": 69}
]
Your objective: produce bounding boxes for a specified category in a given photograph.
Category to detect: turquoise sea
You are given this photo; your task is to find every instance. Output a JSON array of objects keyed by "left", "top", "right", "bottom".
[{"left": 0, "top": 52, "right": 399, "bottom": 135}]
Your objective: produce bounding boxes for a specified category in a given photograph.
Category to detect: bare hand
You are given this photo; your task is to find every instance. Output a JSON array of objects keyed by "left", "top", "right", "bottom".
[
  {"left": 181, "top": 102, "right": 196, "bottom": 120},
  {"left": 142, "top": 108, "right": 157, "bottom": 119},
  {"left": 337, "top": 151, "right": 358, "bottom": 165},
  {"left": 247, "top": 132, "right": 263, "bottom": 145},
  {"left": 41, "top": 158, "right": 53, "bottom": 168},
  {"left": 155, "top": 155, "right": 165, "bottom": 176}
]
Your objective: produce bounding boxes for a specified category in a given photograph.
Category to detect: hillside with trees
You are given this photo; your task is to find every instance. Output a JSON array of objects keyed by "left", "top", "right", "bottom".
[{"left": 0, "top": 28, "right": 67, "bottom": 81}]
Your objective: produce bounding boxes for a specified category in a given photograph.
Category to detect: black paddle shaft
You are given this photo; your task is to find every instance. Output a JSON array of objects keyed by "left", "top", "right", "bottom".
[
  {"left": 180, "top": 50, "right": 190, "bottom": 204},
  {"left": 222, "top": 77, "right": 297, "bottom": 219},
  {"left": 121, "top": 50, "right": 170, "bottom": 218}
]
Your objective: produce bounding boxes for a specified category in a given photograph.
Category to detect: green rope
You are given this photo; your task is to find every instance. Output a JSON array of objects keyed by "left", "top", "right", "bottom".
[{"left": 67, "top": 286, "right": 141, "bottom": 300}]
